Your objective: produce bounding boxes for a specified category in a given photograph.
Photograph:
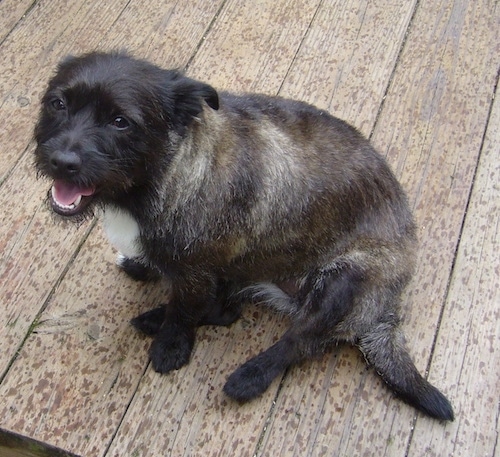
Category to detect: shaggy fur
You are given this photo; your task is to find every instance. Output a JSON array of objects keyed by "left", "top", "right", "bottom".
[{"left": 34, "top": 51, "right": 453, "bottom": 421}]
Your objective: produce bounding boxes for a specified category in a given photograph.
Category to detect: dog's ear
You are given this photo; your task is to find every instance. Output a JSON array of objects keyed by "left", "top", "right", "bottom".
[
  {"left": 54, "top": 54, "right": 80, "bottom": 74},
  {"left": 59, "top": 54, "right": 77, "bottom": 66},
  {"left": 168, "top": 77, "right": 219, "bottom": 128}
]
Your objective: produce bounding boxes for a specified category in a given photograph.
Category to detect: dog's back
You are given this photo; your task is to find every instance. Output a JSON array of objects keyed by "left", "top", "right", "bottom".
[{"left": 156, "top": 92, "right": 416, "bottom": 280}]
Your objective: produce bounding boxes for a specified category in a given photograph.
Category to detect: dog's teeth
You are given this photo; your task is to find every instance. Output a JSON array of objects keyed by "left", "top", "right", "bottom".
[
  {"left": 50, "top": 186, "right": 83, "bottom": 211},
  {"left": 73, "top": 195, "right": 82, "bottom": 207}
]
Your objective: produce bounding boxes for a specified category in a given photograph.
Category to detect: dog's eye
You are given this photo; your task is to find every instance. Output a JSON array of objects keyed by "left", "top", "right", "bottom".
[
  {"left": 51, "top": 99, "right": 66, "bottom": 111},
  {"left": 110, "top": 116, "right": 130, "bottom": 130}
]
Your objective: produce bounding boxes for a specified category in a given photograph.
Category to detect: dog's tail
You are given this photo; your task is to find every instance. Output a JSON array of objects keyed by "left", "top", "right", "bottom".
[
  {"left": 358, "top": 322, "right": 454, "bottom": 421},
  {"left": 238, "top": 282, "right": 299, "bottom": 315}
]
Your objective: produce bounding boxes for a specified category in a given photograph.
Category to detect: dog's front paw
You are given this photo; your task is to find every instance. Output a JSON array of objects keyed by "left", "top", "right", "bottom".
[
  {"left": 131, "top": 306, "right": 165, "bottom": 336},
  {"left": 224, "top": 360, "right": 275, "bottom": 402},
  {"left": 117, "top": 254, "right": 160, "bottom": 282},
  {"left": 149, "top": 325, "right": 195, "bottom": 373}
]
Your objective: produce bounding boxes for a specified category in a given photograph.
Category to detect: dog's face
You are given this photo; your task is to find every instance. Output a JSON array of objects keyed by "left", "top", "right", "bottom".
[{"left": 34, "top": 52, "right": 218, "bottom": 218}]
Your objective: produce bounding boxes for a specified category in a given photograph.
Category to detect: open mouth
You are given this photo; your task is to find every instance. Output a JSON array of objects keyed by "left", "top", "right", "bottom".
[{"left": 50, "top": 180, "right": 96, "bottom": 216}]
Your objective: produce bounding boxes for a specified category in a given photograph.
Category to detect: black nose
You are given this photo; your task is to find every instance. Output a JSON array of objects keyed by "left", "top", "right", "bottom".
[{"left": 49, "top": 150, "right": 82, "bottom": 175}]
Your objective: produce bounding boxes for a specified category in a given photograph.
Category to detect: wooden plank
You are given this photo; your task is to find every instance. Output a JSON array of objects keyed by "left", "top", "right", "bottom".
[
  {"left": 98, "top": 0, "right": 225, "bottom": 69},
  {"left": 187, "top": 0, "right": 321, "bottom": 93},
  {"left": 0, "top": 0, "right": 34, "bottom": 43},
  {"left": 0, "top": 153, "right": 92, "bottom": 375},
  {"left": 352, "top": 0, "right": 499, "bottom": 451},
  {"left": 408, "top": 74, "right": 499, "bottom": 457},
  {"left": 0, "top": 226, "right": 170, "bottom": 456},
  {"left": 0, "top": 428, "right": 79, "bottom": 457},
  {"left": 0, "top": 0, "right": 131, "bottom": 375},
  {"left": 278, "top": 0, "right": 418, "bottom": 134},
  {"left": 258, "top": 0, "right": 499, "bottom": 456}
]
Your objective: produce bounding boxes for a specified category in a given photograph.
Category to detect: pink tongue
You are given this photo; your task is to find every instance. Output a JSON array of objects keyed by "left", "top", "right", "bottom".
[{"left": 53, "top": 180, "right": 94, "bottom": 205}]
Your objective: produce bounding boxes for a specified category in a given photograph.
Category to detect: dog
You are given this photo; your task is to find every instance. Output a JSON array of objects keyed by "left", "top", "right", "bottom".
[{"left": 34, "top": 51, "right": 453, "bottom": 421}]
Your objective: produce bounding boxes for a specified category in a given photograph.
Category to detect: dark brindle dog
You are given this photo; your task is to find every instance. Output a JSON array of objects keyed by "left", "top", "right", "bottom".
[{"left": 34, "top": 52, "right": 453, "bottom": 420}]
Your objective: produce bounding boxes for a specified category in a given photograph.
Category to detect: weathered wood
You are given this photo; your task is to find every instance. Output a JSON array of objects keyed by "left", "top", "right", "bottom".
[
  {"left": 0, "top": 226, "right": 171, "bottom": 456},
  {"left": 0, "top": 0, "right": 125, "bottom": 370},
  {"left": 278, "top": 0, "right": 419, "bottom": 134},
  {"left": 187, "top": 0, "right": 322, "bottom": 93},
  {"left": 0, "top": 0, "right": 124, "bottom": 371},
  {"left": 408, "top": 73, "right": 499, "bottom": 457},
  {"left": 0, "top": 428, "right": 79, "bottom": 457},
  {"left": 0, "top": 154, "right": 93, "bottom": 375},
  {"left": 340, "top": 0, "right": 499, "bottom": 448},
  {"left": 99, "top": 0, "right": 225, "bottom": 69},
  {"left": 0, "top": 0, "right": 34, "bottom": 43}
]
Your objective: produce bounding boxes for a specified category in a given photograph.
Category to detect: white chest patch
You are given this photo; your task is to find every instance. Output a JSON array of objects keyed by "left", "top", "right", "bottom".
[{"left": 102, "top": 206, "right": 142, "bottom": 259}]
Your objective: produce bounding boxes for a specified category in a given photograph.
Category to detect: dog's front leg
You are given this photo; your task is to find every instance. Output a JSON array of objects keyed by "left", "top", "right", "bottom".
[
  {"left": 149, "top": 308, "right": 197, "bottom": 373},
  {"left": 148, "top": 272, "right": 217, "bottom": 374}
]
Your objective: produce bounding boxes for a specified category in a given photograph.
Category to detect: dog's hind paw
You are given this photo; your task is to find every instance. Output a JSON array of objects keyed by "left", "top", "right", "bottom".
[
  {"left": 224, "top": 339, "right": 293, "bottom": 402},
  {"left": 149, "top": 324, "right": 195, "bottom": 373},
  {"left": 224, "top": 358, "right": 278, "bottom": 402},
  {"left": 131, "top": 306, "right": 165, "bottom": 336}
]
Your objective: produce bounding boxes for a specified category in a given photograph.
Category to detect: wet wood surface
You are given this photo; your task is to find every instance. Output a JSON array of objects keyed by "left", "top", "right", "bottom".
[{"left": 0, "top": 0, "right": 498, "bottom": 456}]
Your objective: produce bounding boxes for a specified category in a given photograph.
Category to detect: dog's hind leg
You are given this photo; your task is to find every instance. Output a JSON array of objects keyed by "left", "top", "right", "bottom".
[
  {"left": 223, "top": 264, "right": 361, "bottom": 402},
  {"left": 357, "top": 321, "right": 454, "bottom": 420},
  {"left": 198, "top": 278, "right": 242, "bottom": 326}
]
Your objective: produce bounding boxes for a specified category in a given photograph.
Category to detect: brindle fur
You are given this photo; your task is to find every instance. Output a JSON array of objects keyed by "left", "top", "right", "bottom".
[{"left": 34, "top": 52, "right": 453, "bottom": 421}]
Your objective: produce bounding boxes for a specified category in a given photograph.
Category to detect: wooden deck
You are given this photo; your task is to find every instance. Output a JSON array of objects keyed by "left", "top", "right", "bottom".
[{"left": 0, "top": 0, "right": 498, "bottom": 456}]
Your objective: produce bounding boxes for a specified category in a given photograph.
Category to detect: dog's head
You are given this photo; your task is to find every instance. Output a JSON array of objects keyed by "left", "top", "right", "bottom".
[{"left": 34, "top": 51, "right": 219, "bottom": 218}]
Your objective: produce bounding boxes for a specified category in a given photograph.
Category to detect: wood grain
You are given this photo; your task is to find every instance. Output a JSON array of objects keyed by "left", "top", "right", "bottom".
[
  {"left": 0, "top": 0, "right": 34, "bottom": 43},
  {"left": 0, "top": 225, "right": 170, "bottom": 456},
  {"left": 187, "top": 0, "right": 322, "bottom": 93},
  {"left": 0, "top": 153, "right": 93, "bottom": 375},
  {"left": 408, "top": 72, "right": 499, "bottom": 457},
  {"left": 278, "top": 0, "right": 418, "bottom": 134}
]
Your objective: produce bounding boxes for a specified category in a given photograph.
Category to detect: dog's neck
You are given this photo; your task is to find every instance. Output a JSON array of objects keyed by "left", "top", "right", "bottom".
[{"left": 102, "top": 205, "right": 142, "bottom": 259}]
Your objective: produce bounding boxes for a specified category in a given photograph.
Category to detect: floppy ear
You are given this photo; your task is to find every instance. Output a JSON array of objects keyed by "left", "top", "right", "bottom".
[{"left": 169, "top": 77, "right": 219, "bottom": 128}]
